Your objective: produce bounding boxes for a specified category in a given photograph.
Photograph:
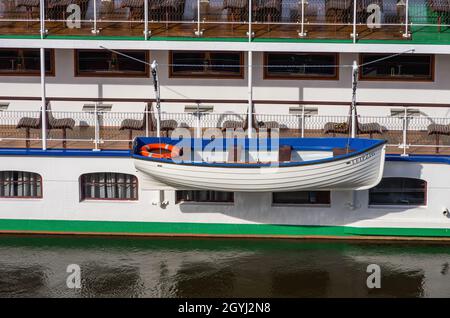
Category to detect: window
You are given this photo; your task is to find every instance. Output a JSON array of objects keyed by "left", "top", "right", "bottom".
[
  {"left": 0, "top": 171, "right": 42, "bottom": 198},
  {"left": 272, "top": 191, "right": 330, "bottom": 205},
  {"left": 170, "top": 51, "right": 243, "bottom": 78},
  {"left": 264, "top": 52, "right": 338, "bottom": 79},
  {"left": 176, "top": 190, "right": 234, "bottom": 203},
  {"left": 0, "top": 49, "right": 54, "bottom": 76},
  {"left": 369, "top": 177, "right": 427, "bottom": 206},
  {"left": 80, "top": 173, "right": 138, "bottom": 201},
  {"left": 75, "top": 50, "right": 149, "bottom": 77},
  {"left": 360, "top": 54, "right": 433, "bottom": 81}
]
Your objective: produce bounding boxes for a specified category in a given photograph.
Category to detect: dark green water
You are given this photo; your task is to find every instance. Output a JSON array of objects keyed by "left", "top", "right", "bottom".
[{"left": 0, "top": 235, "right": 449, "bottom": 297}]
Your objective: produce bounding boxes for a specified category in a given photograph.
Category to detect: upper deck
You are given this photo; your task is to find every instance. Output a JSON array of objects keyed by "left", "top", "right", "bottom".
[{"left": 1, "top": 0, "right": 450, "bottom": 48}]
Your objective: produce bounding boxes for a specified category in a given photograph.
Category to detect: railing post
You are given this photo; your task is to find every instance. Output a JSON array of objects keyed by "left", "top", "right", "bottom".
[
  {"left": 194, "top": 0, "right": 203, "bottom": 36},
  {"left": 92, "top": 0, "right": 99, "bottom": 34},
  {"left": 301, "top": 105, "right": 305, "bottom": 138},
  {"left": 298, "top": 0, "right": 306, "bottom": 37},
  {"left": 144, "top": 0, "right": 149, "bottom": 39},
  {"left": 402, "top": 0, "right": 410, "bottom": 38},
  {"left": 40, "top": 48, "right": 47, "bottom": 150},
  {"left": 247, "top": 51, "right": 253, "bottom": 138},
  {"left": 249, "top": 0, "right": 251, "bottom": 39},
  {"left": 145, "top": 103, "right": 149, "bottom": 137},
  {"left": 93, "top": 103, "right": 100, "bottom": 151},
  {"left": 196, "top": 104, "right": 201, "bottom": 138},
  {"left": 401, "top": 107, "right": 408, "bottom": 156},
  {"left": 351, "top": 0, "right": 357, "bottom": 42},
  {"left": 39, "top": 0, "right": 46, "bottom": 38}
]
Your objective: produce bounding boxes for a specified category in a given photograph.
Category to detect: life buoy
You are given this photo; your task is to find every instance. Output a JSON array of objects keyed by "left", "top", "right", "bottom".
[{"left": 140, "top": 143, "right": 181, "bottom": 159}]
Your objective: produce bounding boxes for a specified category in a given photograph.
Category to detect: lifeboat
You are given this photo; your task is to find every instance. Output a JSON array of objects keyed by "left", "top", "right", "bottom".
[{"left": 132, "top": 137, "right": 386, "bottom": 192}]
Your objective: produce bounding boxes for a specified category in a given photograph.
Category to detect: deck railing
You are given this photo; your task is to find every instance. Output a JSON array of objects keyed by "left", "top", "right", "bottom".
[
  {"left": 1, "top": 106, "right": 449, "bottom": 154},
  {"left": 0, "top": 0, "right": 449, "bottom": 41}
]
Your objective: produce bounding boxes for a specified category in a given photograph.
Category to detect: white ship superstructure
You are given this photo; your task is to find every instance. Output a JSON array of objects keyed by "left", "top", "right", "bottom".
[{"left": 0, "top": 0, "right": 449, "bottom": 239}]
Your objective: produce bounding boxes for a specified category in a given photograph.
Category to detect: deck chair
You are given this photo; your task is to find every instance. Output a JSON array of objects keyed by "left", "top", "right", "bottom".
[
  {"left": 323, "top": 108, "right": 385, "bottom": 138},
  {"left": 427, "top": 122, "right": 450, "bottom": 153},
  {"left": 222, "top": 0, "right": 248, "bottom": 32},
  {"left": 46, "top": 104, "right": 75, "bottom": 149},
  {"left": 149, "top": 0, "right": 186, "bottom": 30},
  {"left": 325, "top": 0, "right": 353, "bottom": 30},
  {"left": 119, "top": 104, "right": 150, "bottom": 149},
  {"left": 429, "top": 0, "right": 450, "bottom": 32},
  {"left": 16, "top": 107, "right": 42, "bottom": 148},
  {"left": 253, "top": 0, "right": 282, "bottom": 32},
  {"left": 121, "top": 0, "right": 144, "bottom": 29},
  {"left": 220, "top": 108, "right": 258, "bottom": 133},
  {"left": 148, "top": 103, "right": 178, "bottom": 137}
]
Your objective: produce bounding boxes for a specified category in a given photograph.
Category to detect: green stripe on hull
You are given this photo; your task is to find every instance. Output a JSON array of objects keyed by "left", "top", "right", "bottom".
[{"left": 0, "top": 219, "right": 449, "bottom": 239}]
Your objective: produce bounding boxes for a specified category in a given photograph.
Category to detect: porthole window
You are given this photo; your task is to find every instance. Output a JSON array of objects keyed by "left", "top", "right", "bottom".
[{"left": 0, "top": 171, "right": 42, "bottom": 198}]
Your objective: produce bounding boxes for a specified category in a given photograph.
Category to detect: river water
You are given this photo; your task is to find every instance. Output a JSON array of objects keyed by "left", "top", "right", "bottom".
[{"left": 0, "top": 235, "right": 449, "bottom": 297}]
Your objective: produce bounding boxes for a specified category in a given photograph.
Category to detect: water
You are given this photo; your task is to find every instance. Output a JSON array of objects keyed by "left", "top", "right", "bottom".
[{"left": 0, "top": 235, "right": 449, "bottom": 298}]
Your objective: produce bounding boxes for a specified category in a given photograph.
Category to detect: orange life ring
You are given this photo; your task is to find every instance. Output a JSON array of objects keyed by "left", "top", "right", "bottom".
[{"left": 140, "top": 143, "right": 181, "bottom": 159}]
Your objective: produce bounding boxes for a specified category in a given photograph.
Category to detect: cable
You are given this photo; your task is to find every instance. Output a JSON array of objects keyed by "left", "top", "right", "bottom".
[{"left": 100, "top": 46, "right": 417, "bottom": 69}]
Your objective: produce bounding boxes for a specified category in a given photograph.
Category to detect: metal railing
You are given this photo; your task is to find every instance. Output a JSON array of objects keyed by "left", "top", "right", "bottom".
[
  {"left": 1, "top": 106, "right": 449, "bottom": 154},
  {"left": 1, "top": 0, "right": 449, "bottom": 40}
]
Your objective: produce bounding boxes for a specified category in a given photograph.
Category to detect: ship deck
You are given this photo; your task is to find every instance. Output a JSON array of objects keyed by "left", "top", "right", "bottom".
[{"left": 0, "top": 126, "right": 448, "bottom": 156}]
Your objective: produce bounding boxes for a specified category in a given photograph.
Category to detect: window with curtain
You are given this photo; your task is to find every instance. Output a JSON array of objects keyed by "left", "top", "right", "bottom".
[
  {"left": 80, "top": 173, "right": 138, "bottom": 201},
  {"left": 264, "top": 52, "right": 338, "bottom": 79},
  {"left": 170, "top": 51, "right": 243, "bottom": 78},
  {"left": 272, "top": 191, "right": 330, "bottom": 205},
  {"left": 369, "top": 177, "right": 427, "bottom": 206},
  {"left": 0, "top": 49, "right": 54, "bottom": 76},
  {"left": 0, "top": 171, "right": 42, "bottom": 198},
  {"left": 176, "top": 190, "right": 234, "bottom": 203},
  {"left": 75, "top": 50, "right": 149, "bottom": 77},
  {"left": 360, "top": 54, "right": 433, "bottom": 81}
]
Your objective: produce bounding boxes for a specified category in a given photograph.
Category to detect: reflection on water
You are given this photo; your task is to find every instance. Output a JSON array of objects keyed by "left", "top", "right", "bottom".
[{"left": 0, "top": 236, "right": 449, "bottom": 297}]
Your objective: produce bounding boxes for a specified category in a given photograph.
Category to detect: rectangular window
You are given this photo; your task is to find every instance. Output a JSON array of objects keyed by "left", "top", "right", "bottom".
[
  {"left": 369, "top": 178, "right": 427, "bottom": 206},
  {"left": 0, "top": 171, "right": 42, "bottom": 198},
  {"left": 0, "top": 49, "right": 54, "bottom": 76},
  {"left": 176, "top": 190, "right": 234, "bottom": 203},
  {"left": 360, "top": 54, "right": 434, "bottom": 81},
  {"left": 264, "top": 52, "right": 338, "bottom": 79},
  {"left": 170, "top": 51, "right": 243, "bottom": 78},
  {"left": 75, "top": 50, "right": 149, "bottom": 77},
  {"left": 272, "top": 191, "right": 330, "bottom": 205},
  {"left": 80, "top": 173, "right": 138, "bottom": 201}
]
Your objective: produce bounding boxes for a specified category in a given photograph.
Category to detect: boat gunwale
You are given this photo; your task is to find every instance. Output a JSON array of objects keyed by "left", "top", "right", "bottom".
[{"left": 132, "top": 138, "right": 387, "bottom": 169}]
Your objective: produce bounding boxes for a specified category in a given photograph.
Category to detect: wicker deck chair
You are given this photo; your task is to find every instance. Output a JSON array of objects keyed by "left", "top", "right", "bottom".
[
  {"left": 427, "top": 122, "right": 450, "bottom": 153},
  {"left": 220, "top": 108, "right": 259, "bottom": 133},
  {"left": 323, "top": 109, "right": 385, "bottom": 138},
  {"left": 47, "top": 104, "right": 75, "bottom": 149},
  {"left": 121, "top": 0, "right": 144, "bottom": 28},
  {"left": 147, "top": 103, "right": 178, "bottom": 137},
  {"left": 16, "top": 107, "right": 42, "bottom": 148},
  {"left": 223, "top": 0, "right": 248, "bottom": 31},
  {"left": 429, "top": 0, "right": 450, "bottom": 32},
  {"left": 46, "top": 0, "right": 89, "bottom": 21},
  {"left": 119, "top": 104, "right": 150, "bottom": 149},
  {"left": 16, "top": 0, "right": 40, "bottom": 28},
  {"left": 253, "top": 0, "right": 282, "bottom": 31},
  {"left": 325, "top": 0, "right": 353, "bottom": 32},
  {"left": 149, "top": 0, "right": 186, "bottom": 29}
]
